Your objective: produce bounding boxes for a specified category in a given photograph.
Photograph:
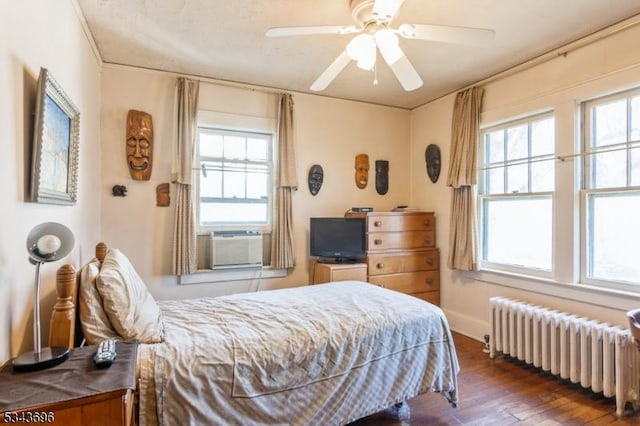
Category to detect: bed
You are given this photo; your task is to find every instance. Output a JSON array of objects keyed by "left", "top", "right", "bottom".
[{"left": 49, "top": 243, "right": 459, "bottom": 425}]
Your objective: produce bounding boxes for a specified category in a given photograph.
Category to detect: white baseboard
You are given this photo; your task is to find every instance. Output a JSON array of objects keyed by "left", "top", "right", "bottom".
[{"left": 442, "top": 308, "right": 488, "bottom": 343}]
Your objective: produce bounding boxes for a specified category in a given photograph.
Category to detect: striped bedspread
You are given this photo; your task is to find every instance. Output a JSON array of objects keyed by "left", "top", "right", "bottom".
[{"left": 137, "top": 281, "right": 459, "bottom": 426}]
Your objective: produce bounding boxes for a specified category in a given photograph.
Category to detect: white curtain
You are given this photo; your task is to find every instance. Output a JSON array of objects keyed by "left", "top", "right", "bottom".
[
  {"left": 270, "top": 94, "right": 298, "bottom": 269},
  {"left": 446, "top": 87, "right": 484, "bottom": 271},
  {"left": 171, "top": 77, "right": 199, "bottom": 275}
]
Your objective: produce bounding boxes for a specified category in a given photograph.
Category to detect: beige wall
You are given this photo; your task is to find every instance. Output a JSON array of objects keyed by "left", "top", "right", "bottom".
[
  {"left": 100, "top": 65, "right": 411, "bottom": 301},
  {"left": 410, "top": 20, "right": 640, "bottom": 340},
  {"left": 0, "top": 0, "right": 102, "bottom": 362}
]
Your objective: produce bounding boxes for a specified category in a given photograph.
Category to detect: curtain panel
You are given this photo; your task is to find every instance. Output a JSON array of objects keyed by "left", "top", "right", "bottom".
[
  {"left": 270, "top": 94, "right": 298, "bottom": 269},
  {"left": 171, "top": 77, "right": 200, "bottom": 275},
  {"left": 446, "top": 87, "right": 483, "bottom": 271}
]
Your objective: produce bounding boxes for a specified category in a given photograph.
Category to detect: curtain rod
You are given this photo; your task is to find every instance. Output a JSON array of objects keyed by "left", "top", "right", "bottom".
[
  {"left": 102, "top": 61, "right": 289, "bottom": 96},
  {"left": 415, "top": 12, "right": 640, "bottom": 109}
]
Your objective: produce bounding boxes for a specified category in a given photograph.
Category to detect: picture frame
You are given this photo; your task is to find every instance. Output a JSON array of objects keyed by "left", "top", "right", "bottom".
[{"left": 30, "top": 67, "right": 80, "bottom": 205}]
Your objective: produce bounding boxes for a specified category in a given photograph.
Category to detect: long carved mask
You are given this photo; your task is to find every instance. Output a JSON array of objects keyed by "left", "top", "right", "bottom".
[{"left": 126, "top": 110, "right": 153, "bottom": 180}]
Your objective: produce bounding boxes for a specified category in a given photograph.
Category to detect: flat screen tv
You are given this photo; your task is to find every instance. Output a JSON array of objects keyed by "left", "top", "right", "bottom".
[{"left": 310, "top": 217, "right": 366, "bottom": 263}]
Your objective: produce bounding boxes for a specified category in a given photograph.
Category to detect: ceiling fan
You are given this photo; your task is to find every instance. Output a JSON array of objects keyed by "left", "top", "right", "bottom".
[{"left": 266, "top": 0, "right": 495, "bottom": 92}]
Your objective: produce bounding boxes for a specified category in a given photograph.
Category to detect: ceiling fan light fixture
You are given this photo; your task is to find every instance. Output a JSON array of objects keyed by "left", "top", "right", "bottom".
[
  {"left": 375, "top": 29, "right": 403, "bottom": 65},
  {"left": 347, "top": 33, "right": 376, "bottom": 70},
  {"left": 346, "top": 34, "right": 374, "bottom": 60}
]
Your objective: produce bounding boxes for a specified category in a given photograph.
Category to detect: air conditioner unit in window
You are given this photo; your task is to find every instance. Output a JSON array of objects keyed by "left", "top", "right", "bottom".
[{"left": 210, "top": 231, "right": 262, "bottom": 269}]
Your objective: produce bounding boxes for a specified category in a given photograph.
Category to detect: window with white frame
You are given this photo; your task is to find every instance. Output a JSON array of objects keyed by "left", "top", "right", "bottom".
[
  {"left": 478, "top": 113, "right": 556, "bottom": 274},
  {"left": 582, "top": 89, "right": 640, "bottom": 288},
  {"left": 196, "top": 127, "right": 273, "bottom": 230}
]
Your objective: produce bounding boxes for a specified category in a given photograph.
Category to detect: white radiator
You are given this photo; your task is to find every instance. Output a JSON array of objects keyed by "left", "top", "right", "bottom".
[
  {"left": 489, "top": 297, "right": 640, "bottom": 416},
  {"left": 210, "top": 231, "right": 262, "bottom": 269}
]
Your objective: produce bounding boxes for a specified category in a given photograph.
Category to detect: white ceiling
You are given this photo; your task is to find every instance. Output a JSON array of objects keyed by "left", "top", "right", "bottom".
[{"left": 76, "top": 0, "right": 640, "bottom": 110}]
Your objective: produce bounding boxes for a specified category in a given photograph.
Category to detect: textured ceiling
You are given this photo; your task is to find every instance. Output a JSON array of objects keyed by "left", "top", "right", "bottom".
[{"left": 76, "top": 0, "right": 640, "bottom": 109}]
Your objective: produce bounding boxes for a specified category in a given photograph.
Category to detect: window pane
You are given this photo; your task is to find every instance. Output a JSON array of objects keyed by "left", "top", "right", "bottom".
[
  {"left": 223, "top": 171, "right": 245, "bottom": 198},
  {"left": 246, "top": 172, "right": 268, "bottom": 199},
  {"left": 592, "top": 149, "right": 626, "bottom": 188},
  {"left": 200, "top": 163, "right": 222, "bottom": 198},
  {"left": 632, "top": 96, "right": 640, "bottom": 141},
  {"left": 506, "top": 163, "right": 528, "bottom": 193},
  {"left": 531, "top": 159, "right": 554, "bottom": 192},
  {"left": 200, "top": 133, "right": 223, "bottom": 158},
  {"left": 483, "top": 197, "right": 552, "bottom": 270},
  {"left": 487, "top": 166, "right": 505, "bottom": 194},
  {"left": 200, "top": 202, "right": 267, "bottom": 224},
  {"left": 632, "top": 147, "right": 640, "bottom": 186},
  {"left": 507, "top": 124, "right": 528, "bottom": 161},
  {"left": 588, "top": 192, "right": 640, "bottom": 283},
  {"left": 247, "top": 138, "right": 268, "bottom": 161},
  {"left": 486, "top": 131, "right": 504, "bottom": 163},
  {"left": 224, "top": 136, "right": 246, "bottom": 160},
  {"left": 592, "top": 99, "right": 627, "bottom": 147},
  {"left": 531, "top": 118, "right": 555, "bottom": 156}
]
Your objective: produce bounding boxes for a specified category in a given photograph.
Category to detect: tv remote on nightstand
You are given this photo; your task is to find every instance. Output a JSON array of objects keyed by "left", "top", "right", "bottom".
[{"left": 93, "top": 339, "right": 117, "bottom": 368}]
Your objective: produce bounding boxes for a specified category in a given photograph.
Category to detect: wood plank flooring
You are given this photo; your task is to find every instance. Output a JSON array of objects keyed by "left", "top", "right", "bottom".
[{"left": 352, "top": 332, "right": 640, "bottom": 425}]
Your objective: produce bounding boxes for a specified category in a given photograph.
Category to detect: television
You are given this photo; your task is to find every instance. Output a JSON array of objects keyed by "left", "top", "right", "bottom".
[{"left": 310, "top": 217, "right": 366, "bottom": 263}]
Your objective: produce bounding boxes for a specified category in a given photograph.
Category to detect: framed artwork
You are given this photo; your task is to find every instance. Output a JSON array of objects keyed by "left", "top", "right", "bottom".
[{"left": 30, "top": 67, "right": 80, "bottom": 205}]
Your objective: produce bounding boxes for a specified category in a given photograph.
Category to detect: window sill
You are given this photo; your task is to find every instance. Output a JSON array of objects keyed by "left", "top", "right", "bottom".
[
  {"left": 179, "top": 267, "right": 286, "bottom": 285},
  {"left": 467, "top": 268, "right": 640, "bottom": 311}
]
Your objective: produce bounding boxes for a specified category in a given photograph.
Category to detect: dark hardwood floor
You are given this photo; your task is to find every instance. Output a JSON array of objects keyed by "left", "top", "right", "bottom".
[{"left": 353, "top": 332, "right": 640, "bottom": 425}]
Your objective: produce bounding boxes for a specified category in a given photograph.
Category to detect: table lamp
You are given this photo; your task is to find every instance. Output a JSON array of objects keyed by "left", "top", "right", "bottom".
[{"left": 12, "top": 222, "right": 75, "bottom": 372}]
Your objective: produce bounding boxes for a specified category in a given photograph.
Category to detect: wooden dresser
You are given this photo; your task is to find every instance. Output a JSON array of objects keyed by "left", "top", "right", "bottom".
[{"left": 345, "top": 211, "right": 440, "bottom": 305}]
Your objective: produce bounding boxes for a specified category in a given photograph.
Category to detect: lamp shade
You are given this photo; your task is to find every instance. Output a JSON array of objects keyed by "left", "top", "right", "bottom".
[{"left": 27, "top": 222, "right": 74, "bottom": 263}]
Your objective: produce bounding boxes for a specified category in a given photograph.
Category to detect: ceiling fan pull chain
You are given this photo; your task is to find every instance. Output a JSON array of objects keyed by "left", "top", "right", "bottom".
[{"left": 373, "top": 63, "right": 379, "bottom": 85}]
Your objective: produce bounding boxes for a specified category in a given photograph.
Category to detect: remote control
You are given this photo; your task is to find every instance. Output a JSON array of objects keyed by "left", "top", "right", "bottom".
[{"left": 93, "top": 339, "right": 117, "bottom": 368}]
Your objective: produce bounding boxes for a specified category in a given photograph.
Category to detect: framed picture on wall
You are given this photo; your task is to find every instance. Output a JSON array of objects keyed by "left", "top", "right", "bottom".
[{"left": 30, "top": 67, "right": 80, "bottom": 205}]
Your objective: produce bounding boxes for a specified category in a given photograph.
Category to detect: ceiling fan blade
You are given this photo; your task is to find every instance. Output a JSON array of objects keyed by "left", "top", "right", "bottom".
[
  {"left": 266, "top": 25, "right": 360, "bottom": 37},
  {"left": 310, "top": 51, "right": 352, "bottom": 91},
  {"left": 372, "top": 0, "right": 405, "bottom": 20},
  {"left": 387, "top": 54, "right": 423, "bottom": 91},
  {"left": 398, "top": 23, "right": 495, "bottom": 45}
]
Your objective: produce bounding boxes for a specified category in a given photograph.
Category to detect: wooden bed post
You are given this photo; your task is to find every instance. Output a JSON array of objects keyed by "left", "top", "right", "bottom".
[{"left": 49, "top": 264, "right": 77, "bottom": 348}]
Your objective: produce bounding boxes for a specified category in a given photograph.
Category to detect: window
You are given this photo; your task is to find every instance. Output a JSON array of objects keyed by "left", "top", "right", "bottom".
[
  {"left": 582, "top": 89, "right": 640, "bottom": 288},
  {"left": 479, "top": 114, "right": 555, "bottom": 274},
  {"left": 196, "top": 127, "right": 273, "bottom": 229}
]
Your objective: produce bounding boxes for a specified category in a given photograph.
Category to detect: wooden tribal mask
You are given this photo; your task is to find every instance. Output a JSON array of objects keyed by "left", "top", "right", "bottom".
[
  {"left": 126, "top": 110, "right": 153, "bottom": 180},
  {"left": 354, "top": 153, "right": 369, "bottom": 189},
  {"left": 375, "top": 160, "right": 389, "bottom": 195}
]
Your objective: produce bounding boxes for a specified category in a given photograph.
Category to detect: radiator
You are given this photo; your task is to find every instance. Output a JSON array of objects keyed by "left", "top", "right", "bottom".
[{"left": 489, "top": 297, "right": 640, "bottom": 416}]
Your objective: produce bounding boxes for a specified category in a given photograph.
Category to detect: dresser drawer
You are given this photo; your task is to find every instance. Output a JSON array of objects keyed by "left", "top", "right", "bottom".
[
  {"left": 367, "top": 250, "right": 439, "bottom": 275},
  {"left": 368, "top": 270, "right": 439, "bottom": 294},
  {"left": 367, "top": 231, "right": 435, "bottom": 251},
  {"left": 366, "top": 212, "right": 434, "bottom": 233},
  {"left": 411, "top": 291, "right": 440, "bottom": 306}
]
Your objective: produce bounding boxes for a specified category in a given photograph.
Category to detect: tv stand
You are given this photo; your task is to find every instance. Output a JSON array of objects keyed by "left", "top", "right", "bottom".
[{"left": 309, "top": 260, "right": 367, "bottom": 284}]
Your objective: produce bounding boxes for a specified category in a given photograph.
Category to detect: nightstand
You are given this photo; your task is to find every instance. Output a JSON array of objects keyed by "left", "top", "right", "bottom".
[{"left": 0, "top": 341, "right": 137, "bottom": 426}]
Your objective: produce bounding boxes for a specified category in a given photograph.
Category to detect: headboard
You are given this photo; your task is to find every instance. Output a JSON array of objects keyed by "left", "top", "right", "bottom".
[{"left": 49, "top": 242, "right": 108, "bottom": 348}]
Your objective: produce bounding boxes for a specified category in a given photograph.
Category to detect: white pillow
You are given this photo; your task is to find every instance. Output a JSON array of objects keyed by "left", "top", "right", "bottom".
[
  {"left": 78, "top": 259, "right": 120, "bottom": 345},
  {"left": 96, "top": 249, "right": 164, "bottom": 343}
]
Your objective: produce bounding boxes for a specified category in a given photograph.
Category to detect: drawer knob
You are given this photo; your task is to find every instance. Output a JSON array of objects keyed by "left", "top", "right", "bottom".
[
  {"left": 424, "top": 219, "right": 431, "bottom": 227},
  {"left": 425, "top": 239, "right": 432, "bottom": 245},
  {"left": 376, "top": 262, "right": 385, "bottom": 269},
  {"left": 426, "top": 258, "right": 434, "bottom": 266},
  {"left": 374, "top": 239, "right": 383, "bottom": 245},
  {"left": 374, "top": 221, "right": 382, "bottom": 227},
  {"left": 425, "top": 278, "right": 433, "bottom": 285}
]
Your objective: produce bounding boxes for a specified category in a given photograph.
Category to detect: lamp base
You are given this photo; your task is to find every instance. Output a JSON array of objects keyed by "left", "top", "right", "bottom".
[{"left": 12, "top": 347, "right": 70, "bottom": 372}]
